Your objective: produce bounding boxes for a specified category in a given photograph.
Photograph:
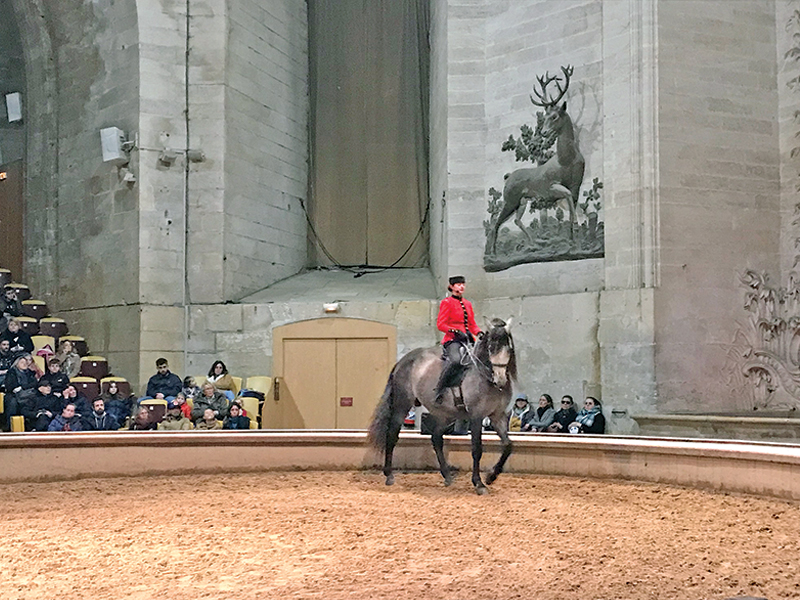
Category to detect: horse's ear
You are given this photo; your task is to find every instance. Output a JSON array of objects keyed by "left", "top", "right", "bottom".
[
  {"left": 561, "top": 102, "right": 567, "bottom": 111},
  {"left": 505, "top": 317, "right": 513, "bottom": 332}
]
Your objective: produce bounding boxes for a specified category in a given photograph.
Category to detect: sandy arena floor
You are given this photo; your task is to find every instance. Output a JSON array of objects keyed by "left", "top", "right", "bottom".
[{"left": 1, "top": 470, "right": 799, "bottom": 600}]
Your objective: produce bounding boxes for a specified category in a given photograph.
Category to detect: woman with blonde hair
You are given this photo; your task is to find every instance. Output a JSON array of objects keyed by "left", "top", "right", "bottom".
[
  {"left": 190, "top": 381, "right": 229, "bottom": 423},
  {"left": 55, "top": 339, "right": 81, "bottom": 379}
]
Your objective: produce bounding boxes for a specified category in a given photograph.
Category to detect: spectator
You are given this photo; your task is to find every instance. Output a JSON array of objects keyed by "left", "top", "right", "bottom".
[
  {"left": 23, "top": 381, "right": 61, "bottom": 431},
  {"left": 223, "top": 401, "right": 250, "bottom": 430},
  {"left": 61, "top": 384, "right": 92, "bottom": 418},
  {"left": 568, "top": 396, "right": 606, "bottom": 434},
  {"left": 195, "top": 407, "right": 221, "bottom": 430},
  {"left": 181, "top": 376, "right": 200, "bottom": 402},
  {"left": 38, "top": 358, "right": 70, "bottom": 396},
  {"left": 0, "top": 339, "right": 13, "bottom": 389},
  {"left": 172, "top": 392, "right": 192, "bottom": 420},
  {"left": 129, "top": 406, "right": 157, "bottom": 431},
  {"left": 1, "top": 318, "right": 34, "bottom": 357},
  {"left": 54, "top": 339, "right": 81, "bottom": 379},
  {"left": 145, "top": 358, "right": 182, "bottom": 400},
  {"left": 4, "top": 354, "right": 39, "bottom": 430},
  {"left": 190, "top": 382, "right": 228, "bottom": 423},
  {"left": 523, "top": 394, "right": 556, "bottom": 432},
  {"left": 508, "top": 393, "right": 533, "bottom": 432},
  {"left": 83, "top": 398, "right": 120, "bottom": 431},
  {"left": 0, "top": 288, "right": 23, "bottom": 332},
  {"left": 546, "top": 395, "right": 578, "bottom": 433},
  {"left": 48, "top": 402, "right": 83, "bottom": 432},
  {"left": 101, "top": 381, "right": 135, "bottom": 427},
  {"left": 206, "top": 360, "right": 236, "bottom": 400},
  {"left": 158, "top": 399, "right": 194, "bottom": 431}
]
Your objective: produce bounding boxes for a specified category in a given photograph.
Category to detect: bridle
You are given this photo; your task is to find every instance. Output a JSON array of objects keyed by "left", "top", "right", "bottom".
[{"left": 466, "top": 336, "right": 512, "bottom": 389}]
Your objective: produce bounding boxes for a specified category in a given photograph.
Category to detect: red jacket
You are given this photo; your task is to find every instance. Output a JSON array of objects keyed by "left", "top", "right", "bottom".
[{"left": 437, "top": 295, "right": 481, "bottom": 344}]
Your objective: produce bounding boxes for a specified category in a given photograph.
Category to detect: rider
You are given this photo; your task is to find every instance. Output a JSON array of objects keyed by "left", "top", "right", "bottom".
[{"left": 434, "top": 275, "right": 481, "bottom": 404}]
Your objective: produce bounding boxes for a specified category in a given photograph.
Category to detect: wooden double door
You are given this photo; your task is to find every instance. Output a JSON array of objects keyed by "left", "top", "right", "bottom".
[{"left": 269, "top": 318, "right": 396, "bottom": 429}]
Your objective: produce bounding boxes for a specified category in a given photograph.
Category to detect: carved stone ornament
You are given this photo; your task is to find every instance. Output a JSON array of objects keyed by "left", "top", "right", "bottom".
[{"left": 484, "top": 66, "right": 604, "bottom": 272}]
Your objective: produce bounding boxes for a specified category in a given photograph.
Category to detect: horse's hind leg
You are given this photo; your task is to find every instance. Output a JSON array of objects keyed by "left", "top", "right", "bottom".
[
  {"left": 485, "top": 414, "right": 513, "bottom": 486},
  {"left": 429, "top": 419, "right": 454, "bottom": 486},
  {"left": 383, "top": 409, "right": 405, "bottom": 486},
  {"left": 470, "top": 417, "right": 488, "bottom": 495}
]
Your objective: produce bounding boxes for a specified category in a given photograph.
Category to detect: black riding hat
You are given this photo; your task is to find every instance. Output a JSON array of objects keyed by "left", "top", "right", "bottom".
[{"left": 448, "top": 275, "right": 466, "bottom": 286}]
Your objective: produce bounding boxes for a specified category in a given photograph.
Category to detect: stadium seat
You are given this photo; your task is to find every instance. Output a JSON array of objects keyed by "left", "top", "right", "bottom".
[
  {"left": 100, "top": 377, "right": 131, "bottom": 398},
  {"left": 31, "top": 335, "right": 56, "bottom": 353},
  {"left": 239, "top": 395, "right": 259, "bottom": 428},
  {"left": 39, "top": 317, "right": 68, "bottom": 339},
  {"left": 245, "top": 376, "right": 272, "bottom": 396},
  {"left": 59, "top": 335, "right": 89, "bottom": 357},
  {"left": 140, "top": 399, "right": 167, "bottom": 424},
  {"left": 71, "top": 376, "right": 100, "bottom": 401},
  {"left": 32, "top": 355, "right": 45, "bottom": 373},
  {"left": 10, "top": 415, "right": 25, "bottom": 432},
  {"left": 0, "top": 268, "right": 11, "bottom": 287},
  {"left": 4, "top": 282, "right": 31, "bottom": 301},
  {"left": 0, "top": 391, "right": 4, "bottom": 414},
  {"left": 231, "top": 376, "right": 242, "bottom": 395},
  {"left": 22, "top": 299, "right": 49, "bottom": 320},
  {"left": 249, "top": 418, "right": 258, "bottom": 429},
  {"left": 17, "top": 316, "right": 39, "bottom": 336},
  {"left": 79, "top": 356, "right": 109, "bottom": 380}
]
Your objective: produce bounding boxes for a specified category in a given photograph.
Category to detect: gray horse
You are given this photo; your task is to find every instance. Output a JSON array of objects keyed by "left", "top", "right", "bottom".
[{"left": 368, "top": 318, "right": 517, "bottom": 495}]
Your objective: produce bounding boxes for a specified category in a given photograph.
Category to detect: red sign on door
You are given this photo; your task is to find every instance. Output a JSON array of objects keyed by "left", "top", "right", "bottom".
[{"left": 340, "top": 397, "right": 353, "bottom": 407}]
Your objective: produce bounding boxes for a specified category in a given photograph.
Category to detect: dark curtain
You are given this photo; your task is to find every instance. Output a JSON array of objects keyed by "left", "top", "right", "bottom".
[{"left": 308, "top": 0, "right": 430, "bottom": 267}]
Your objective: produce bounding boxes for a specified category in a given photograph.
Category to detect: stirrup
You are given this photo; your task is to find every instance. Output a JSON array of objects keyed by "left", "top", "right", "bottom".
[{"left": 453, "top": 386, "right": 466, "bottom": 411}]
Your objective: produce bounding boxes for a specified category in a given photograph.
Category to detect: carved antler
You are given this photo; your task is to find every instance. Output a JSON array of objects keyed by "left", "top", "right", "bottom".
[{"left": 530, "top": 65, "right": 573, "bottom": 108}]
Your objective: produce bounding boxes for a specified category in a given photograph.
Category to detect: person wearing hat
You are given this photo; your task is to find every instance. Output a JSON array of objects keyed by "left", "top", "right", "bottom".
[
  {"left": 434, "top": 275, "right": 482, "bottom": 403},
  {"left": 508, "top": 393, "right": 532, "bottom": 432},
  {"left": 158, "top": 399, "right": 194, "bottom": 431}
]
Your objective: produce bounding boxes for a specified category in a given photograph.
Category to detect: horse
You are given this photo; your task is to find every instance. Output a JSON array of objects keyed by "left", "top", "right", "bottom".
[{"left": 368, "top": 318, "right": 517, "bottom": 495}]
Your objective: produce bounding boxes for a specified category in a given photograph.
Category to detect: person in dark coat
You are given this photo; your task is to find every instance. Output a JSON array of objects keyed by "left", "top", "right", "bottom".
[
  {"left": 0, "top": 288, "right": 23, "bottom": 333},
  {"left": 4, "top": 354, "right": 39, "bottom": 430},
  {"left": 546, "top": 395, "right": 578, "bottom": 433},
  {"left": 101, "top": 381, "right": 135, "bottom": 427},
  {"left": 568, "top": 397, "right": 606, "bottom": 434},
  {"left": 25, "top": 381, "right": 61, "bottom": 431},
  {"left": 82, "top": 398, "right": 120, "bottom": 431},
  {"left": 48, "top": 402, "right": 83, "bottom": 432},
  {"left": 144, "top": 357, "right": 182, "bottom": 400},
  {"left": 0, "top": 318, "right": 33, "bottom": 357},
  {"left": 60, "top": 384, "right": 92, "bottom": 418},
  {"left": 38, "top": 358, "right": 71, "bottom": 396},
  {"left": 0, "top": 339, "right": 14, "bottom": 389},
  {"left": 222, "top": 401, "right": 250, "bottom": 430}
]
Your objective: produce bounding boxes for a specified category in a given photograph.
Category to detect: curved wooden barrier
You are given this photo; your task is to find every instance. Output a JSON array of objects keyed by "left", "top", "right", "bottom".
[{"left": 2, "top": 431, "right": 800, "bottom": 500}]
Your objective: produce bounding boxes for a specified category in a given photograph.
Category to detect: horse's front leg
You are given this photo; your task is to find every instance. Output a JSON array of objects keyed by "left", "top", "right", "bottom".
[
  {"left": 485, "top": 414, "right": 513, "bottom": 486},
  {"left": 470, "top": 417, "right": 488, "bottom": 495},
  {"left": 430, "top": 419, "right": 454, "bottom": 486}
]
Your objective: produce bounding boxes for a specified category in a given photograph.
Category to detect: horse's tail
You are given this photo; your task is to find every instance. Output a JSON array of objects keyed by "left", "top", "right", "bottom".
[{"left": 367, "top": 368, "right": 397, "bottom": 453}]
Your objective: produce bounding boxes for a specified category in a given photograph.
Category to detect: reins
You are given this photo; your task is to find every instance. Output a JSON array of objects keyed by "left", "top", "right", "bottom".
[{"left": 465, "top": 335, "right": 511, "bottom": 388}]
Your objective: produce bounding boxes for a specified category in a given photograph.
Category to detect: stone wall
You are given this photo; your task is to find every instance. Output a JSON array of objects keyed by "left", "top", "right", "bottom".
[
  {"left": 0, "top": 0, "right": 25, "bottom": 166},
  {"left": 654, "top": 0, "right": 780, "bottom": 411},
  {"left": 223, "top": 0, "right": 309, "bottom": 301},
  {"left": 429, "top": 0, "right": 449, "bottom": 284}
]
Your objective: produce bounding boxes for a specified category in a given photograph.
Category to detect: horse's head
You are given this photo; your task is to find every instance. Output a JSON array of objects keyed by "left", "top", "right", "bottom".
[{"left": 479, "top": 317, "right": 517, "bottom": 389}]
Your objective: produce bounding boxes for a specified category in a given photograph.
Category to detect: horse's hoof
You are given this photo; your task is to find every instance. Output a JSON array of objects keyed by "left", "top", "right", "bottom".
[
  {"left": 385, "top": 474, "right": 395, "bottom": 486},
  {"left": 443, "top": 475, "right": 454, "bottom": 487},
  {"left": 485, "top": 472, "right": 498, "bottom": 486},
  {"left": 475, "top": 485, "right": 489, "bottom": 496}
]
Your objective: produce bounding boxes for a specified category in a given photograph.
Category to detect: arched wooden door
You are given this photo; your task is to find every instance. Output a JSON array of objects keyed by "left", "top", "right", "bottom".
[{"left": 268, "top": 318, "right": 396, "bottom": 429}]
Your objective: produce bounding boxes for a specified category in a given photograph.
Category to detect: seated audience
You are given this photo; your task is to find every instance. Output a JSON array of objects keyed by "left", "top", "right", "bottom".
[
  {"left": 101, "top": 381, "right": 135, "bottom": 427},
  {"left": 181, "top": 376, "right": 200, "bottom": 402},
  {"left": 173, "top": 392, "right": 192, "bottom": 420},
  {"left": 1, "top": 318, "right": 34, "bottom": 357},
  {"left": 546, "top": 395, "right": 578, "bottom": 433},
  {"left": 25, "top": 381, "right": 61, "bottom": 431},
  {"left": 144, "top": 357, "right": 182, "bottom": 400},
  {"left": 0, "top": 288, "right": 23, "bottom": 332},
  {"left": 158, "top": 399, "right": 194, "bottom": 431},
  {"left": 568, "top": 396, "right": 606, "bottom": 434},
  {"left": 4, "top": 354, "right": 39, "bottom": 430},
  {"left": 195, "top": 407, "right": 221, "bottom": 430},
  {"left": 38, "top": 358, "right": 70, "bottom": 396},
  {"left": 523, "top": 394, "right": 556, "bottom": 432},
  {"left": 223, "top": 401, "right": 250, "bottom": 430},
  {"left": 61, "top": 384, "right": 92, "bottom": 418},
  {"left": 129, "top": 406, "right": 157, "bottom": 431},
  {"left": 83, "top": 398, "right": 120, "bottom": 431},
  {"left": 190, "top": 382, "right": 229, "bottom": 423},
  {"left": 508, "top": 393, "right": 533, "bottom": 432},
  {"left": 55, "top": 339, "right": 82, "bottom": 379},
  {"left": 206, "top": 360, "right": 236, "bottom": 400},
  {"left": 0, "top": 339, "right": 13, "bottom": 389},
  {"left": 48, "top": 402, "right": 83, "bottom": 432}
]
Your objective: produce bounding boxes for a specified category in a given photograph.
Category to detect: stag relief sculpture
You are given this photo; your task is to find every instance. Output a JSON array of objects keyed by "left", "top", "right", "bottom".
[{"left": 489, "top": 66, "right": 585, "bottom": 255}]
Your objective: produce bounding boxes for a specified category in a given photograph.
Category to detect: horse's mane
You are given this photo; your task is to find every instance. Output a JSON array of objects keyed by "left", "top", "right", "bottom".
[{"left": 475, "top": 318, "right": 517, "bottom": 382}]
